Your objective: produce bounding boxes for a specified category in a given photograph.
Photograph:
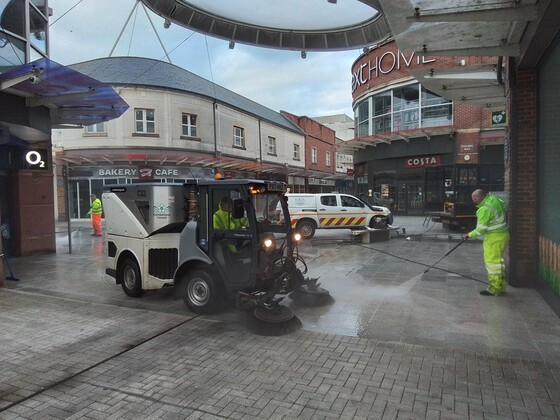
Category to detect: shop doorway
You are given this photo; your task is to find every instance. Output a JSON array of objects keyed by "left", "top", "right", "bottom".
[{"left": 396, "top": 182, "right": 424, "bottom": 215}]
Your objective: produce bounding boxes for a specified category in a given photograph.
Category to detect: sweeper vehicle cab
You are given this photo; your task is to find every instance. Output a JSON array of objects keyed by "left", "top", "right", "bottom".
[{"left": 102, "top": 178, "right": 328, "bottom": 322}]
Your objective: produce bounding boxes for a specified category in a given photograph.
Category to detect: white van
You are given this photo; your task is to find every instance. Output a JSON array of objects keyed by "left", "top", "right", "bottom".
[{"left": 285, "top": 193, "right": 393, "bottom": 239}]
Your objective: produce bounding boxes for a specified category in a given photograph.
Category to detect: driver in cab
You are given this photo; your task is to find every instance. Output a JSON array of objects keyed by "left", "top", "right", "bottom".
[{"left": 213, "top": 197, "right": 249, "bottom": 254}]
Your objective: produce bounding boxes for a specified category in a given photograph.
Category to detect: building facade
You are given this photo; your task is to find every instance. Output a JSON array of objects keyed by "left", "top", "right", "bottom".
[
  {"left": 53, "top": 57, "right": 310, "bottom": 219},
  {"left": 281, "top": 112, "right": 337, "bottom": 193},
  {"left": 342, "top": 39, "right": 505, "bottom": 215}
]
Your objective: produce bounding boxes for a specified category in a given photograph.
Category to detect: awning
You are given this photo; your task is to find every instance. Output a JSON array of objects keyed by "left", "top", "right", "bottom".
[
  {"left": 337, "top": 126, "right": 455, "bottom": 153},
  {"left": 0, "top": 57, "right": 129, "bottom": 128},
  {"left": 408, "top": 63, "right": 505, "bottom": 108},
  {"left": 376, "top": 0, "right": 537, "bottom": 108}
]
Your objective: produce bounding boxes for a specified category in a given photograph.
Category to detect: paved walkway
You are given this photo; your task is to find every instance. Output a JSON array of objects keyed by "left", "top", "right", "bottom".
[{"left": 1, "top": 217, "right": 559, "bottom": 418}]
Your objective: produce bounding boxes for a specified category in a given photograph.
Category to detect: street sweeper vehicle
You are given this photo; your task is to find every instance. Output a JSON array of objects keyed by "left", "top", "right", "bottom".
[{"left": 102, "top": 178, "right": 329, "bottom": 322}]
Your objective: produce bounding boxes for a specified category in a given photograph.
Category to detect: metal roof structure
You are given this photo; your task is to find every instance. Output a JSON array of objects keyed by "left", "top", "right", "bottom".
[
  {"left": 0, "top": 58, "right": 129, "bottom": 140},
  {"left": 140, "top": 0, "right": 391, "bottom": 52},
  {"left": 377, "top": 0, "right": 542, "bottom": 108}
]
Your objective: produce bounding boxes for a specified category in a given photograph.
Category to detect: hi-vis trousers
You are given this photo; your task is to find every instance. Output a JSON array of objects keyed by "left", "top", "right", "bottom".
[{"left": 483, "top": 232, "right": 510, "bottom": 295}]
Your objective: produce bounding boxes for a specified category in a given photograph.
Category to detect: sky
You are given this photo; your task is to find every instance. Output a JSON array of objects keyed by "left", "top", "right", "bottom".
[{"left": 48, "top": 0, "right": 363, "bottom": 119}]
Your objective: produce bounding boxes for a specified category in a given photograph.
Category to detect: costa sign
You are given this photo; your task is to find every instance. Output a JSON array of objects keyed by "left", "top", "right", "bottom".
[
  {"left": 405, "top": 155, "right": 441, "bottom": 168},
  {"left": 352, "top": 50, "right": 436, "bottom": 92}
]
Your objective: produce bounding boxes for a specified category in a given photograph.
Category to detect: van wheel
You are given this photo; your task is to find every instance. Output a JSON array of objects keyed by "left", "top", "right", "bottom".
[
  {"left": 297, "top": 220, "right": 316, "bottom": 239},
  {"left": 119, "top": 258, "right": 142, "bottom": 297},
  {"left": 182, "top": 269, "right": 220, "bottom": 314}
]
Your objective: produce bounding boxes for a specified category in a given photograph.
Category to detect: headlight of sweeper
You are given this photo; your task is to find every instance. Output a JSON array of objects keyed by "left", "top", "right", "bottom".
[
  {"left": 262, "top": 236, "right": 276, "bottom": 252},
  {"left": 293, "top": 232, "right": 302, "bottom": 242}
]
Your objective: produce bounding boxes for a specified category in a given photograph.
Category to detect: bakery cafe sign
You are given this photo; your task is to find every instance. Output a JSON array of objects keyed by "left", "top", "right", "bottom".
[
  {"left": 405, "top": 155, "right": 441, "bottom": 168},
  {"left": 352, "top": 50, "right": 436, "bottom": 92}
]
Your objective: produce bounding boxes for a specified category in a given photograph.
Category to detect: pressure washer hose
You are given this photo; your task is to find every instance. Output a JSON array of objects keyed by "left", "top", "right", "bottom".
[{"left": 344, "top": 241, "right": 488, "bottom": 285}]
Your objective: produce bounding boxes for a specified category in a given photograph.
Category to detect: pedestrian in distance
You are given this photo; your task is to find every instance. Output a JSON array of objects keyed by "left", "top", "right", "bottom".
[
  {"left": 88, "top": 194, "right": 103, "bottom": 237},
  {"left": 465, "top": 189, "right": 510, "bottom": 296}
]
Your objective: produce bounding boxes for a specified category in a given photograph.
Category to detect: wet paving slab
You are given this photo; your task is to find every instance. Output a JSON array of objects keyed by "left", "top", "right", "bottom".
[
  {"left": 4, "top": 218, "right": 559, "bottom": 363},
  {"left": 1, "top": 218, "right": 559, "bottom": 417}
]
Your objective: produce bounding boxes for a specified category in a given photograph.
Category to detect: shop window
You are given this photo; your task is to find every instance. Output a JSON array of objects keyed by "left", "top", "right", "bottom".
[
  {"left": 356, "top": 83, "right": 453, "bottom": 137},
  {"left": 233, "top": 126, "right": 245, "bottom": 148},
  {"left": 355, "top": 100, "right": 370, "bottom": 137},
  {"left": 181, "top": 113, "right": 197, "bottom": 138}
]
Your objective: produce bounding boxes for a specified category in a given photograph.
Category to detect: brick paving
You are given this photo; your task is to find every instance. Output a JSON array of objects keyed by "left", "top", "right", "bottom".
[
  {"left": 1, "top": 217, "right": 559, "bottom": 418},
  {"left": 1, "top": 301, "right": 559, "bottom": 419}
]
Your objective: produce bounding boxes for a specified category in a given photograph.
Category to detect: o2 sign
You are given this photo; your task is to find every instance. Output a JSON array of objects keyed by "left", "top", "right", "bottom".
[{"left": 24, "top": 149, "right": 48, "bottom": 170}]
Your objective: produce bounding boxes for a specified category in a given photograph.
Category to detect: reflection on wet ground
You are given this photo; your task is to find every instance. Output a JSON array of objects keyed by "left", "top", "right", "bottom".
[{"left": 5, "top": 218, "right": 560, "bottom": 362}]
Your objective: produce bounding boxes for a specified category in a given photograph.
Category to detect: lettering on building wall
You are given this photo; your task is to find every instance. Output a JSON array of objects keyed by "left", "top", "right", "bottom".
[
  {"left": 97, "top": 168, "right": 180, "bottom": 177},
  {"left": 352, "top": 51, "right": 436, "bottom": 92},
  {"left": 405, "top": 155, "right": 441, "bottom": 168}
]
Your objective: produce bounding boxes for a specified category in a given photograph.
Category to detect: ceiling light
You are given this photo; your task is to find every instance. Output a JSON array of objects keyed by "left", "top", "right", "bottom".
[{"left": 163, "top": 19, "right": 171, "bottom": 29}]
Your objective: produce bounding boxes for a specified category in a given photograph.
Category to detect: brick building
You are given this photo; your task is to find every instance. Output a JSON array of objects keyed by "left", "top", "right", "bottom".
[
  {"left": 340, "top": 39, "right": 505, "bottom": 215},
  {"left": 281, "top": 112, "right": 337, "bottom": 193}
]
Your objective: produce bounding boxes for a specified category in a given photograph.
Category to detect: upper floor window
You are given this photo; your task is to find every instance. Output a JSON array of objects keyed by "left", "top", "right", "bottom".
[
  {"left": 311, "top": 147, "right": 317, "bottom": 164},
  {"left": 353, "top": 83, "right": 452, "bottom": 137},
  {"left": 267, "top": 136, "right": 277, "bottom": 155},
  {"left": 85, "top": 122, "right": 105, "bottom": 134},
  {"left": 233, "top": 126, "right": 245, "bottom": 148},
  {"left": 293, "top": 144, "right": 300, "bottom": 161},
  {"left": 182, "top": 113, "right": 197, "bottom": 137},
  {"left": 135, "top": 108, "right": 155, "bottom": 133},
  {"left": 326, "top": 151, "right": 331, "bottom": 167}
]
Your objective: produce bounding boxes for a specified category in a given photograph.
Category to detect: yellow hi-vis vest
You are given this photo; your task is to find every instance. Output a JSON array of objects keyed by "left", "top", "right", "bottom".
[{"left": 468, "top": 195, "right": 508, "bottom": 238}]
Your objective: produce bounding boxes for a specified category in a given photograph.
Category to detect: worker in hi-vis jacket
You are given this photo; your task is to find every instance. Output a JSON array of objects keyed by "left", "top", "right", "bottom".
[
  {"left": 88, "top": 194, "right": 103, "bottom": 237},
  {"left": 465, "top": 189, "right": 510, "bottom": 296}
]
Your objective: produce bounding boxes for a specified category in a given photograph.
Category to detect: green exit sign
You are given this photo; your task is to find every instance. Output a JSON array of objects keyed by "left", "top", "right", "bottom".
[{"left": 491, "top": 110, "right": 507, "bottom": 127}]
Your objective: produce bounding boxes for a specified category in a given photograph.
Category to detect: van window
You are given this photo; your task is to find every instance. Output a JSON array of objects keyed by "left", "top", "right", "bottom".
[
  {"left": 320, "top": 195, "right": 337, "bottom": 206},
  {"left": 341, "top": 195, "right": 363, "bottom": 208}
]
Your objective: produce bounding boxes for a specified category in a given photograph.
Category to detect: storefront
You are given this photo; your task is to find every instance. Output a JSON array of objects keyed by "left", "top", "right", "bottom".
[{"left": 344, "top": 39, "right": 505, "bottom": 215}]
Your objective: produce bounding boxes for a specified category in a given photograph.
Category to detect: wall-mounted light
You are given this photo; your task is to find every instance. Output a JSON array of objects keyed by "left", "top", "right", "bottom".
[
  {"left": 301, "top": 51, "right": 307, "bottom": 59},
  {"left": 229, "top": 41, "right": 235, "bottom": 49},
  {"left": 163, "top": 19, "right": 171, "bottom": 29}
]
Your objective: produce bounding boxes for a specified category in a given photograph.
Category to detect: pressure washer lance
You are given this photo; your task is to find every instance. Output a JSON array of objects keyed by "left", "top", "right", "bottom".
[{"left": 423, "top": 237, "right": 467, "bottom": 274}]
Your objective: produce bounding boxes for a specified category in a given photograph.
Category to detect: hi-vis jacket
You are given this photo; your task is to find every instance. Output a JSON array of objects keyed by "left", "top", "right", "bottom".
[
  {"left": 89, "top": 198, "right": 103, "bottom": 215},
  {"left": 467, "top": 195, "right": 508, "bottom": 238}
]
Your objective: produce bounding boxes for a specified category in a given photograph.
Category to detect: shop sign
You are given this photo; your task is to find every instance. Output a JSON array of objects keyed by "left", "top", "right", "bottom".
[
  {"left": 97, "top": 167, "right": 181, "bottom": 177},
  {"left": 346, "top": 168, "right": 354, "bottom": 176},
  {"left": 138, "top": 165, "right": 155, "bottom": 181},
  {"left": 352, "top": 50, "right": 436, "bottom": 92},
  {"left": 24, "top": 149, "right": 48, "bottom": 170},
  {"left": 405, "top": 155, "right": 441, "bottom": 168},
  {"left": 491, "top": 110, "right": 507, "bottom": 127}
]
